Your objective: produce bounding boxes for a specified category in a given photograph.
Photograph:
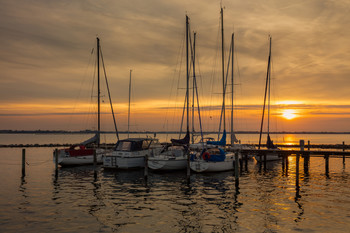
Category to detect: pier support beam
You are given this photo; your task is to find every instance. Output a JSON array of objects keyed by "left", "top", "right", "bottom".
[
  {"left": 187, "top": 153, "right": 190, "bottom": 183},
  {"left": 235, "top": 152, "right": 240, "bottom": 188},
  {"left": 144, "top": 154, "right": 149, "bottom": 181},
  {"left": 93, "top": 150, "right": 97, "bottom": 180},
  {"left": 22, "top": 148, "right": 26, "bottom": 178},
  {"left": 325, "top": 154, "right": 329, "bottom": 177},
  {"left": 296, "top": 153, "right": 300, "bottom": 187},
  {"left": 343, "top": 141, "right": 345, "bottom": 167},
  {"left": 54, "top": 148, "right": 58, "bottom": 178}
]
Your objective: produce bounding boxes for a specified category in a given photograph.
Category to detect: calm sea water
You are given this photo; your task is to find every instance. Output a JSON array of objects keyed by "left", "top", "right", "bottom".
[{"left": 0, "top": 133, "right": 350, "bottom": 232}]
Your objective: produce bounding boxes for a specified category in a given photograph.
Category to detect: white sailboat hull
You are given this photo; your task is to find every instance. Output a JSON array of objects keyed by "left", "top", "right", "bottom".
[
  {"left": 190, "top": 153, "right": 238, "bottom": 172},
  {"left": 148, "top": 157, "right": 187, "bottom": 171},
  {"left": 103, "top": 153, "right": 146, "bottom": 169},
  {"left": 54, "top": 148, "right": 105, "bottom": 166},
  {"left": 253, "top": 153, "right": 281, "bottom": 162}
]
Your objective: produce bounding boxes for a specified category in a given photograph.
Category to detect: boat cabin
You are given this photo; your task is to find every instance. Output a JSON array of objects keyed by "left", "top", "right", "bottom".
[{"left": 115, "top": 138, "right": 153, "bottom": 152}]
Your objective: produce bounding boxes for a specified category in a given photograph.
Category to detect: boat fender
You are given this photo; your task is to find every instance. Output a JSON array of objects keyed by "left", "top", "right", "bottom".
[
  {"left": 79, "top": 145, "right": 86, "bottom": 150},
  {"left": 202, "top": 152, "right": 210, "bottom": 161}
]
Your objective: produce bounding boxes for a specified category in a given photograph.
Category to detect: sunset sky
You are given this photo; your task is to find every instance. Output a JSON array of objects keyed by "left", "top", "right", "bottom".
[{"left": 1, "top": 0, "right": 350, "bottom": 132}]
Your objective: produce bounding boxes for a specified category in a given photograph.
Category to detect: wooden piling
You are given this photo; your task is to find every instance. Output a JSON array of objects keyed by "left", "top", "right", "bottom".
[
  {"left": 93, "top": 149, "right": 97, "bottom": 180},
  {"left": 235, "top": 153, "right": 239, "bottom": 187},
  {"left": 343, "top": 141, "right": 345, "bottom": 166},
  {"left": 93, "top": 150, "right": 97, "bottom": 168},
  {"left": 263, "top": 153, "right": 267, "bottom": 170},
  {"left": 244, "top": 154, "right": 248, "bottom": 171},
  {"left": 282, "top": 154, "right": 285, "bottom": 173},
  {"left": 300, "top": 140, "right": 305, "bottom": 151},
  {"left": 296, "top": 153, "right": 300, "bottom": 187},
  {"left": 144, "top": 154, "right": 149, "bottom": 180},
  {"left": 54, "top": 148, "right": 58, "bottom": 178},
  {"left": 187, "top": 153, "right": 190, "bottom": 182},
  {"left": 22, "top": 148, "right": 26, "bottom": 177},
  {"left": 285, "top": 155, "right": 289, "bottom": 176},
  {"left": 325, "top": 154, "right": 329, "bottom": 176}
]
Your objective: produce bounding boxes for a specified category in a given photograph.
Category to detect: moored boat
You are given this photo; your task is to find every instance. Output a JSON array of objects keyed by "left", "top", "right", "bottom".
[{"left": 103, "top": 138, "right": 162, "bottom": 169}]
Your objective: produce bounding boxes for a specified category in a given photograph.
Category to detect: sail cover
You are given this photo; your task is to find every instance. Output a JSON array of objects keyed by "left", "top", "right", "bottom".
[
  {"left": 81, "top": 133, "right": 100, "bottom": 146},
  {"left": 207, "top": 130, "right": 226, "bottom": 146},
  {"left": 171, "top": 131, "right": 190, "bottom": 145}
]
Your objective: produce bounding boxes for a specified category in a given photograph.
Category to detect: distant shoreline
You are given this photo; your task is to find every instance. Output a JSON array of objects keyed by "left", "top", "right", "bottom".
[{"left": 1, "top": 130, "right": 350, "bottom": 135}]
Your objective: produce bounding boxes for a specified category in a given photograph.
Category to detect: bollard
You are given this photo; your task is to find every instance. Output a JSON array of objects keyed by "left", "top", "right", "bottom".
[
  {"left": 22, "top": 148, "right": 26, "bottom": 177},
  {"left": 235, "top": 153, "right": 239, "bottom": 187}
]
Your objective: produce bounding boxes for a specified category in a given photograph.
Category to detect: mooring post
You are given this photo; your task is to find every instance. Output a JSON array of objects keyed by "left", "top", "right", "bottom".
[
  {"left": 325, "top": 154, "right": 329, "bottom": 176},
  {"left": 244, "top": 153, "right": 248, "bottom": 172},
  {"left": 144, "top": 154, "right": 149, "bottom": 180},
  {"left": 22, "top": 148, "right": 26, "bottom": 177},
  {"left": 235, "top": 152, "right": 240, "bottom": 187},
  {"left": 296, "top": 153, "right": 300, "bottom": 187},
  {"left": 285, "top": 155, "right": 289, "bottom": 176},
  {"left": 187, "top": 153, "right": 191, "bottom": 182},
  {"left": 282, "top": 154, "right": 285, "bottom": 173},
  {"left": 263, "top": 153, "right": 267, "bottom": 170},
  {"left": 343, "top": 141, "right": 345, "bottom": 166},
  {"left": 300, "top": 140, "right": 308, "bottom": 175},
  {"left": 55, "top": 148, "right": 58, "bottom": 178},
  {"left": 93, "top": 150, "right": 97, "bottom": 180}
]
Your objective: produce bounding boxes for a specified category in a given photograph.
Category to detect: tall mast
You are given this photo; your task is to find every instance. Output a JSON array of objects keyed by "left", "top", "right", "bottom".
[
  {"left": 231, "top": 33, "right": 234, "bottom": 145},
  {"left": 186, "top": 15, "right": 189, "bottom": 136},
  {"left": 267, "top": 38, "right": 272, "bottom": 136},
  {"left": 97, "top": 37, "right": 100, "bottom": 146},
  {"left": 192, "top": 32, "right": 196, "bottom": 144},
  {"left": 128, "top": 69, "right": 132, "bottom": 138},
  {"left": 258, "top": 36, "right": 272, "bottom": 149},
  {"left": 221, "top": 7, "right": 226, "bottom": 133}
]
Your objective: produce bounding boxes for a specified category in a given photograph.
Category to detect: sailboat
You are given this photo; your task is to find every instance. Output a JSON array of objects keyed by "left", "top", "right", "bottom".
[
  {"left": 255, "top": 36, "right": 281, "bottom": 162},
  {"left": 103, "top": 70, "right": 162, "bottom": 169},
  {"left": 148, "top": 15, "right": 192, "bottom": 171},
  {"left": 54, "top": 37, "right": 118, "bottom": 166},
  {"left": 190, "top": 8, "right": 239, "bottom": 173}
]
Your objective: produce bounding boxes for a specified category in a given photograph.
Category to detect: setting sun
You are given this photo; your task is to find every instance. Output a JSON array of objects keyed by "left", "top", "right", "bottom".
[{"left": 281, "top": 109, "right": 297, "bottom": 120}]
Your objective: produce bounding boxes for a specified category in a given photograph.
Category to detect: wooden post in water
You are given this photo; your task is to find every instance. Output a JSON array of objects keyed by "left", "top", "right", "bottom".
[
  {"left": 325, "top": 154, "right": 329, "bottom": 176},
  {"left": 285, "top": 155, "right": 289, "bottom": 176},
  {"left": 93, "top": 149, "right": 97, "bottom": 180},
  {"left": 282, "top": 154, "right": 285, "bottom": 174},
  {"left": 296, "top": 153, "right": 300, "bottom": 187},
  {"left": 235, "top": 152, "right": 239, "bottom": 187},
  {"left": 244, "top": 154, "right": 248, "bottom": 172},
  {"left": 187, "top": 153, "right": 191, "bottom": 182},
  {"left": 263, "top": 153, "right": 267, "bottom": 170},
  {"left": 54, "top": 148, "right": 58, "bottom": 178},
  {"left": 343, "top": 141, "right": 345, "bottom": 166},
  {"left": 144, "top": 154, "right": 149, "bottom": 180},
  {"left": 22, "top": 148, "right": 26, "bottom": 177}
]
